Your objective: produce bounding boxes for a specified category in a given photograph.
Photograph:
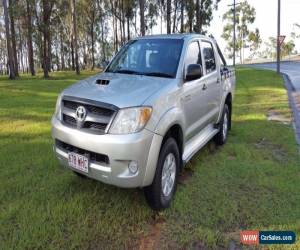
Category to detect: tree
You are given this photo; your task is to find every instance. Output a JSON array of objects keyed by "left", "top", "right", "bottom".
[
  {"left": 282, "top": 40, "right": 295, "bottom": 59},
  {"left": 139, "top": 0, "right": 145, "bottom": 36},
  {"left": 40, "top": 0, "right": 54, "bottom": 78},
  {"left": 166, "top": 0, "right": 171, "bottom": 34},
  {"left": 180, "top": 0, "right": 184, "bottom": 33},
  {"left": 186, "top": 0, "right": 195, "bottom": 32},
  {"left": 0, "top": 0, "right": 223, "bottom": 79},
  {"left": 79, "top": 0, "right": 98, "bottom": 70},
  {"left": 26, "top": 0, "right": 35, "bottom": 75},
  {"left": 70, "top": 0, "right": 80, "bottom": 74},
  {"left": 2, "top": 0, "right": 16, "bottom": 79},
  {"left": 194, "top": 0, "right": 220, "bottom": 33},
  {"left": 222, "top": 0, "right": 258, "bottom": 64},
  {"left": 8, "top": 0, "right": 19, "bottom": 76},
  {"left": 264, "top": 37, "right": 295, "bottom": 60},
  {"left": 146, "top": 1, "right": 159, "bottom": 34},
  {"left": 195, "top": 0, "right": 200, "bottom": 32},
  {"left": 124, "top": 0, "right": 135, "bottom": 40},
  {"left": 248, "top": 28, "right": 262, "bottom": 58},
  {"left": 291, "top": 23, "right": 300, "bottom": 40}
]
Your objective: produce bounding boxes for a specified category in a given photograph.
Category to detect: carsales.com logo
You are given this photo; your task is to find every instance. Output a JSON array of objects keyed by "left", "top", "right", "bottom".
[{"left": 240, "top": 231, "right": 296, "bottom": 245}]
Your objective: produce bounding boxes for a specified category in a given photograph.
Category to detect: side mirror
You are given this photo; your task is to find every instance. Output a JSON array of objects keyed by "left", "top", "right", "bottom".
[{"left": 185, "top": 64, "right": 203, "bottom": 81}]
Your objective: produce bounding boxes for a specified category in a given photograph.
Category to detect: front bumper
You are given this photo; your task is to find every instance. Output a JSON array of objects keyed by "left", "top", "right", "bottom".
[{"left": 51, "top": 116, "right": 163, "bottom": 188}]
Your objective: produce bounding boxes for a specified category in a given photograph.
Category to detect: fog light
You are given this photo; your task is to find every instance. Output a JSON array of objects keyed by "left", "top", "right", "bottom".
[{"left": 128, "top": 161, "right": 138, "bottom": 174}]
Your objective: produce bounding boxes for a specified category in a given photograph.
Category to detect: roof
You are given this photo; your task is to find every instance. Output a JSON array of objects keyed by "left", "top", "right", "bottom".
[{"left": 135, "top": 33, "right": 208, "bottom": 40}]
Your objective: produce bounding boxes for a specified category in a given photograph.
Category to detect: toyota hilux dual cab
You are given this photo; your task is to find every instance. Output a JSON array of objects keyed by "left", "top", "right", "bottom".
[{"left": 52, "top": 34, "right": 235, "bottom": 210}]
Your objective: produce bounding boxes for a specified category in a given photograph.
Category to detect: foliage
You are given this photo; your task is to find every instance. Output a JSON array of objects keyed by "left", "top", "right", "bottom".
[
  {"left": 0, "top": 69, "right": 299, "bottom": 249},
  {"left": 263, "top": 37, "right": 296, "bottom": 60},
  {"left": 291, "top": 23, "right": 300, "bottom": 40},
  {"left": 222, "top": 0, "right": 261, "bottom": 63},
  {"left": 0, "top": 0, "right": 220, "bottom": 79}
]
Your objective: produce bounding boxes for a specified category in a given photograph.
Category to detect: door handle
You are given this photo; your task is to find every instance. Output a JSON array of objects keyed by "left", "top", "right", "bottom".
[
  {"left": 181, "top": 94, "right": 192, "bottom": 102},
  {"left": 216, "top": 78, "right": 221, "bottom": 84},
  {"left": 202, "top": 84, "right": 207, "bottom": 91}
]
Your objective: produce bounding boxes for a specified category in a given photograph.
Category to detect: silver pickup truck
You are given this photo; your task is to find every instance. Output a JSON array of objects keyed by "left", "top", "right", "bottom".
[{"left": 52, "top": 34, "right": 235, "bottom": 210}]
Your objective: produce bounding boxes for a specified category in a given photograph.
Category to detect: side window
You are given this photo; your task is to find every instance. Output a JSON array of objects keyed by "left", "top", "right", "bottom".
[
  {"left": 202, "top": 41, "right": 216, "bottom": 74},
  {"left": 185, "top": 41, "right": 201, "bottom": 68}
]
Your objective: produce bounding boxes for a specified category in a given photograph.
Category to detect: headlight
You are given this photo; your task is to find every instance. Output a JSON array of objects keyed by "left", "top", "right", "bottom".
[
  {"left": 109, "top": 107, "right": 152, "bottom": 134},
  {"left": 54, "top": 94, "right": 62, "bottom": 120}
]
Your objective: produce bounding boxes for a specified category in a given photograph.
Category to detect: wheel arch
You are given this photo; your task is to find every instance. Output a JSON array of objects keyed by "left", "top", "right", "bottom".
[
  {"left": 217, "top": 92, "right": 232, "bottom": 130},
  {"left": 162, "top": 124, "right": 184, "bottom": 169},
  {"left": 153, "top": 107, "right": 185, "bottom": 169}
]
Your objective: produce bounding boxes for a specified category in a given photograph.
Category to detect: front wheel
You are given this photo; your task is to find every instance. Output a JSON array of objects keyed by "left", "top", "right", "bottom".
[
  {"left": 144, "top": 137, "right": 180, "bottom": 210},
  {"left": 214, "top": 104, "right": 230, "bottom": 145}
]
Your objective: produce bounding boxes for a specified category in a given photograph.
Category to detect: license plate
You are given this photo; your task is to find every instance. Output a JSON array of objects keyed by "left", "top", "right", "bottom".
[{"left": 68, "top": 152, "right": 89, "bottom": 173}]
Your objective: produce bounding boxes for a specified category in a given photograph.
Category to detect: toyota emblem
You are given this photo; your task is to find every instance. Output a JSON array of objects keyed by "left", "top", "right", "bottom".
[{"left": 75, "top": 106, "right": 87, "bottom": 122}]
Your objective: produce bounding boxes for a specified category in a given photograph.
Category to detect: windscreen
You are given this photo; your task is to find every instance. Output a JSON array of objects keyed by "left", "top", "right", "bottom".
[{"left": 106, "top": 39, "right": 184, "bottom": 78}]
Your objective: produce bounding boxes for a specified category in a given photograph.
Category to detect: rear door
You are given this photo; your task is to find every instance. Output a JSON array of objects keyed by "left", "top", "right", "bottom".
[{"left": 200, "top": 40, "right": 221, "bottom": 124}]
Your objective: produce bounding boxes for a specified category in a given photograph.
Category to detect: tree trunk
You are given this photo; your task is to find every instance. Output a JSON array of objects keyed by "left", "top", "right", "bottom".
[
  {"left": 43, "top": 32, "right": 49, "bottom": 78},
  {"left": 48, "top": 31, "right": 52, "bottom": 71},
  {"left": 172, "top": 0, "right": 178, "bottom": 33},
  {"left": 119, "top": 13, "right": 123, "bottom": 45},
  {"left": 189, "top": 19, "right": 193, "bottom": 32},
  {"left": 199, "top": 0, "right": 204, "bottom": 33},
  {"left": 99, "top": 5, "right": 106, "bottom": 62},
  {"left": 127, "top": 16, "right": 130, "bottom": 40},
  {"left": 2, "top": 0, "right": 15, "bottom": 79},
  {"left": 115, "top": 15, "right": 119, "bottom": 50},
  {"left": 91, "top": 22, "right": 95, "bottom": 70},
  {"left": 26, "top": 0, "right": 35, "bottom": 76},
  {"left": 160, "top": 5, "right": 163, "bottom": 34},
  {"left": 122, "top": 0, "right": 126, "bottom": 42},
  {"left": 195, "top": 0, "right": 200, "bottom": 33},
  {"left": 42, "top": 0, "right": 51, "bottom": 78},
  {"left": 180, "top": 1, "right": 184, "bottom": 33},
  {"left": 18, "top": 23, "right": 25, "bottom": 73},
  {"left": 9, "top": 0, "right": 19, "bottom": 76},
  {"left": 139, "top": 0, "right": 145, "bottom": 36},
  {"left": 70, "top": 36, "right": 75, "bottom": 70},
  {"left": 71, "top": 0, "right": 80, "bottom": 74},
  {"left": 166, "top": 0, "right": 171, "bottom": 34},
  {"left": 60, "top": 30, "right": 65, "bottom": 70}
]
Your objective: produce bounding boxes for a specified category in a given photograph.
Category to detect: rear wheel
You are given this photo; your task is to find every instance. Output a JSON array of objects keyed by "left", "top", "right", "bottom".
[
  {"left": 144, "top": 137, "right": 180, "bottom": 210},
  {"left": 214, "top": 104, "right": 230, "bottom": 145}
]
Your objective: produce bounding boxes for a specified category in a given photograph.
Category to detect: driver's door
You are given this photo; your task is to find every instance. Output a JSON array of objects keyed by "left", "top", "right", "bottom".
[{"left": 181, "top": 41, "right": 208, "bottom": 141}]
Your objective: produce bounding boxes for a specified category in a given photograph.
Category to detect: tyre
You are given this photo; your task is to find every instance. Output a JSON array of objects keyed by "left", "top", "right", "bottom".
[
  {"left": 144, "top": 137, "right": 180, "bottom": 210},
  {"left": 214, "top": 104, "right": 230, "bottom": 145}
]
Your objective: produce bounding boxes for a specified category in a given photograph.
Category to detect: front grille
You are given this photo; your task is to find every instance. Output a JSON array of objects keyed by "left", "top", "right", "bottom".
[
  {"left": 83, "top": 121, "right": 107, "bottom": 131},
  {"left": 56, "top": 139, "right": 109, "bottom": 165},
  {"left": 63, "top": 114, "right": 76, "bottom": 127},
  {"left": 63, "top": 100, "right": 114, "bottom": 117},
  {"left": 61, "top": 98, "right": 116, "bottom": 134}
]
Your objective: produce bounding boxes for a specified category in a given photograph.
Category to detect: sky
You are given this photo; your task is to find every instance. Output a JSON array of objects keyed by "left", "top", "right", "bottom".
[{"left": 209, "top": 0, "right": 300, "bottom": 62}]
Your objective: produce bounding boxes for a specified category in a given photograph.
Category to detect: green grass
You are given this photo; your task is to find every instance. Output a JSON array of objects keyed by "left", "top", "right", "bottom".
[{"left": 0, "top": 68, "right": 299, "bottom": 249}]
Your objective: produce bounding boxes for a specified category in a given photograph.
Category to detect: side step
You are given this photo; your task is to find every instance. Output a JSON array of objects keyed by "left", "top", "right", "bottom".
[{"left": 182, "top": 124, "right": 219, "bottom": 164}]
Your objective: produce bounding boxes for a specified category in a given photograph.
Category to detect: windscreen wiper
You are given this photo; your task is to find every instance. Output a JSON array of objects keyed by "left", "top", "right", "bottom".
[
  {"left": 113, "top": 69, "right": 142, "bottom": 75},
  {"left": 143, "top": 72, "right": 173, "bottom": 78}
]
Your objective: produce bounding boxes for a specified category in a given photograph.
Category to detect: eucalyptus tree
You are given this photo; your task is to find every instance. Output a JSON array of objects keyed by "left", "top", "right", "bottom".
[
  {"left": 70, "top": 0, "right": 80, "bottom": 74},
  {"left": 222, "top": 0, "right": 258, "bottom": 64},
  {"left": 139, "top": 0, "right": 145, "bottom": 35},
  {"left": 25, "top": 0, "right": 35, "bottom": 75},
  {"left": 8, "top": 0, "right": 19, "bottom": 76},
  {"left": 2, "top": 0, "right": 16, "bottom": 79}
]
